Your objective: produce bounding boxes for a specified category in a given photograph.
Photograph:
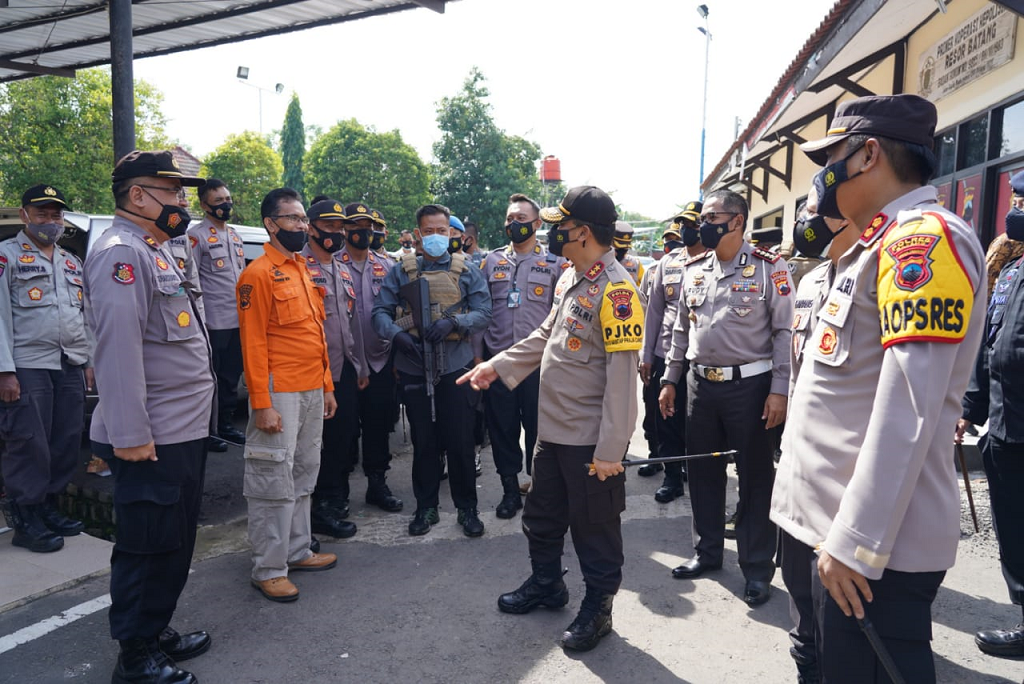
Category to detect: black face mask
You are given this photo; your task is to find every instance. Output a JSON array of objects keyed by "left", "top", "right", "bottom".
[
  {"left": 813, "top": 143, "right": 864, "bottom": 220},
  {"left": 699, "top": 219, "right": 732, "bottom": 250},
  {"left": 615, "top": 247, "right": 629, "bottom": 262},
  {"left": 346, "top": 229, "right": 370, "bottom": 249},
  {"left": 370, "top": 231, "right": 386, "bottom": 251},
  {"left": 664, "top": 240, "right": 684, "bottom": 254},
  {"left": 792, "top": 214, "right": 841, "bottom": 258},
  {"left": 506, "top": 220, "right": 535, "bottom": 244},
  {"left": 448, "top": 236, "right": 463, "bottom": 254},
  {"left": 310, "top": 229, "right": 343, "bottom": 253},
  {"left": 1006, "top": 206, "right": 1024, "bottom": 242},
  {"left": 276, "top": 225, "right": 308, "bottom": 253},
  {"left": 400, "top": 241, "right": 413, "bottom": 249},
  {"left": 547, "top": 225, "right": 579, "bottom": 257},
  {"left": 206, "top": 201, "right": 233, "bottom": 222},
  {"left": 130, "top": 188, "right": 191, "bottom": 238},
  {"left": 681, "top": 225, "right": 700, "bottom": 247}
]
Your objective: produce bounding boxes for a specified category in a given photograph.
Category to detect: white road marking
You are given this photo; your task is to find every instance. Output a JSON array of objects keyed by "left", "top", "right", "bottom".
[{"left": 0, "top": 594, "right": 111, "bottom": 655}]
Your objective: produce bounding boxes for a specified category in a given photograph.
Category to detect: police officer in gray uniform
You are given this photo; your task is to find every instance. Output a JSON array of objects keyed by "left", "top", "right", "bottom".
[
  {"left": 659, "top": 189, "right": 793, "bottom": 607},
  {"left": 0, "top": 184, "right": 89, "bottom": 553},
  {"left": 474, "top": 193, "right": 567, "bottom": 518},
  {"left": 302, "top": 199, "right": 367, "bottom": 540},
  {"left": 372, "top": 204, "right": 492, "bottom": 537},
  {"left": 187, "top": 178, "right": 246, "bottom": 448},
  {"left": 87, "top": 150, "right": 215, "bottom": 684},
  {"left": 640, "top": 202, "right": 705, "bottom": 503}
]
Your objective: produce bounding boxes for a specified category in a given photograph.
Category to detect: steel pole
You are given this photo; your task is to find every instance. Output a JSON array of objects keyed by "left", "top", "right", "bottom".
[
  {"left": 698, "top": 16, "right": 710, "bottom": 199},
  {"left": 109, "top": 0, "right": 136, "bottom": 162}
]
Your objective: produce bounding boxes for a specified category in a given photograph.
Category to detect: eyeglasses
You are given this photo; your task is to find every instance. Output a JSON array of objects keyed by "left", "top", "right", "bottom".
[
  {"left": 28, "top": 210, "right": 65, "bottom": 222},
  {"left": 137, "top": 184, "right": 188, "bottom": 201},
  {"left": 272, "top": 214, "right": 311, "bottom": 226},
  {"left": 699, "top": 211, "right": 740, "bottom": 223}
]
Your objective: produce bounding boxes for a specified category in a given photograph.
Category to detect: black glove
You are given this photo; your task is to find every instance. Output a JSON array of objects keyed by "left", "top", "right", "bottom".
[
  {"left": 424, "top": 317, "right": 457, "bottom": 343},
  {"left": 392, "top": 332, "right": 422, "bottom": 363}
]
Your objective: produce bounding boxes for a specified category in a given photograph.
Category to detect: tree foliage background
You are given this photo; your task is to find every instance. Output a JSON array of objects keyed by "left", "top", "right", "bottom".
[
  {"left": 304, "top": 118, "right": 431, "bottom": 245},
  {"left": 0, "top": 68, "right": 171, "bottom": 212},
  {"left": 280, "top": 93, "right": 305, "bottom": 200},
  {"left": 432, "top": 68, "right": 544, "bottom": 250},
  {"left": 200, "top": 132, "right": 283, "bottom": 225}
]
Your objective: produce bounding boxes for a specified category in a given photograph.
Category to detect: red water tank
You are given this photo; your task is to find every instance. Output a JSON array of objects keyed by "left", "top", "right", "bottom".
[{"left": 540, "top": 155, "right": 561, "bottom": 183}]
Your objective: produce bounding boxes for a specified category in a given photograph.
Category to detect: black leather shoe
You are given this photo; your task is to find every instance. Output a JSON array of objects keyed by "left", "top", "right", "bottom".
[
  {"left": 724, "top": 510, "right": 738, "bottom": 540},
  {"left": 495, "top": 475, "right": 523, "bottom": 519},
  {"left": 113, "top": 638, "right": 196, "bottom": 684},
  {"left": 671, "top": 558, "right": 722, "bottom": 579},
  {"left": 560, "top": 591, "right": 614, "bottom": 652},
  {"left": 409, "top": 508, "right": 439, "bottom": 536},
  {"left": 206, "top": 436, "right": 228, "bottom": 453},
  {"left": 498, "top": 564, "right": 569, "bottom": 614},
  {"left": 309, "top": 537, "right": 321, "bottom": 554},
  {"left": 9, "top": 502, "right": 63, "bottom": 553},
  {"left": 218, "top": 424, "right": 246, "bottom": 444},
  {"left": 743, "top": 580, "right": 771, "bottom": 606},
  {"left": 975, "top": 623, "right": 1024, "bottom": 658},
  {"left": 158, "top": 628, "right": 211, "bottom": 662},
  {"left": 365, "top": 472, "right": 403, "bottom": 512},
  {"left": 39, "top": 499, "right": 84, "bottom": 536},
  {"left": 457, "top": 508, "right": 485, "bottom": 537},
  {"left": 654, "top": 477, "right": 685, "bottom": 503},
  {"left": 636, "top": 462, "right": 663, "bottom": 477},
  {"left": 311, "top": 500, "right": 356, "bottom": 539}
]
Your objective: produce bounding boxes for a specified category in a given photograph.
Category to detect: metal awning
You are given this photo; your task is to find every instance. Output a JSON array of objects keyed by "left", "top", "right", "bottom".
[{"left": 0, "top": 0, "right": 448, "bottom": 83}]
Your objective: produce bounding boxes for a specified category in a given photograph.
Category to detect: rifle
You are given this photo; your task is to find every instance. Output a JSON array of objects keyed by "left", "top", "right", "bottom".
[{"left": 400, "top": 278, "right": 442, "bottom": 421}]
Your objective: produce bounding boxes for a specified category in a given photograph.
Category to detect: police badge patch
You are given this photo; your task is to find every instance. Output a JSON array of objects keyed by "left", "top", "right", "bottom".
[{"left": 113, "top": 262, "right": 135, "bottom": 285}]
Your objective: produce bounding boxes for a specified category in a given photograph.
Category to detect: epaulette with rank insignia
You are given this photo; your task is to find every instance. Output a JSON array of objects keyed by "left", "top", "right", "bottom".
[
  {"left": 859, "top": 212, "right": 890, "bottom": 246},
  {"left": 753, "top": 247, "right": 780, "bottom": 264},
  {"left": 685, "top": 251, "right": 712, "bottom": 266}
]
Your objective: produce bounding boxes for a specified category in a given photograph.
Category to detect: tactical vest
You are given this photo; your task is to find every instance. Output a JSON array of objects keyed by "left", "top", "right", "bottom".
[{"left": 398, "top": 252, "right": 468, "bottom": 341}]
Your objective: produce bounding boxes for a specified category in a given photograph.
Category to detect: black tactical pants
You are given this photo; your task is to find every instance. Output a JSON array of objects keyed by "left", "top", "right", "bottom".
[
  {"left": 314, "top": 360, "right": 360, "bottom": 502},
  {"left": 355, "top": 362, "right": 396, "bottom": 474},
  {"left": 0, "top": 363, "right": 84, "bottom": 504},
  {"left": 813, "top": 562, "right": 944, "bottom": 684},
  {"left": 523, "top": 442, "right": 626, "bottom": 594},
  {"left": 484, "top": 367, "right": 540, "bottom": 476},
  {"left": 95, "top": 439, "right": 206, "bottom": 641},
  {"left": 780, "top": 530, "right": 817, "bottom": 668},
  {"left": 685, "top": 369, "right": 776, "bottom": 582},
  {"left": 209, "top": 328, "right": 244, "bottom": 428},
  {"left": 652, "top": 356, "right": 687, "bottom": 476},
  {"left": 982, "top": 435, "right": 1024, "bottom": 608},
  {"left": 401, "top": 369, "right": 477, "bottom": 510}
]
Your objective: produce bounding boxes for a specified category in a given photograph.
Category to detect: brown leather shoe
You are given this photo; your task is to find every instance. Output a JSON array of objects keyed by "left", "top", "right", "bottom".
[
  {"left": 251, "top": 576, "right": 299, "bottom": 602},
  {"left": 287, "top": 551, "right": 337, "bottom": 572},
  {"left": 519, "top": 480, "right": 532, "bottom": 495}
]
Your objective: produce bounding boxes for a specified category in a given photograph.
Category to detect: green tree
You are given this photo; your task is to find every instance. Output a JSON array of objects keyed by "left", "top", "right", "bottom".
[
  {"left": 0, "top": 67, "right": 171, "bottom": 212},
  {"left": 305, "top": 118, "right": 431, "bottom": 244},
  {"left": 280, "top": 93, "right": 305, "bottom": 199},
  {"left": 432, "top": 67, "right": 544, "bottom": 249},
  {"left": 200, "top": 131, "right": 283, "bottom": 225}
]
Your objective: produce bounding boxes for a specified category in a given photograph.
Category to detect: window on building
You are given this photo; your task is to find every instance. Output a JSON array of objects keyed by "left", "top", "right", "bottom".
[
  {"left": 999, "top": 99, "right": 1024, "bottom": 157},
  {"left": 934, "top": 130, "right": 956, "bottom": 178},
  {"left": 958, "top": 114, "right": 989, "bottom": 170},
  {"left": 753, "top": 207, "right": 783, "bottom": 230}
]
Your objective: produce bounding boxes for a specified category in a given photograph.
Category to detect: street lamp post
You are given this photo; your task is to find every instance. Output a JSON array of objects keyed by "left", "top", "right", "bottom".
[
  {"left": 236, "top": 66, "right": 284, "bottom": 135},
  {"left": 697, "top": 4, "right": 711, "bottom": 199}
]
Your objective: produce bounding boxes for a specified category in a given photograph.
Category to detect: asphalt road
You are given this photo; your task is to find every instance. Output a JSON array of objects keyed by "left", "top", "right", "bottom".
[{"left": 2, "top": 420, "right": 1023, "bottom": 683}]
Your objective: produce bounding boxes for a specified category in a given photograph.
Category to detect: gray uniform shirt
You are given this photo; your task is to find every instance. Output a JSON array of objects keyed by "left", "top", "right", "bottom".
[
  {"left": 474, "top": 243, "right": 567, "bottom": 357},
  {"left": 642, "top": 249, "right": 686, "bottom": 363},
  {"left": 0, "top": 231, "right": 90, "bottom": 372},
  {"left": 85, "top": 216, "right": 215, "bottom": 448},
  {"left": 301, "top": 246, "right": 366, "bottom": 381},
  {"left": 771, "top": 186, "right": 986, "bottom": 579},
  {"left": 339, "top": 247, "right": 392, "bottom": 373},
  {"left": 489, "top": 251, "right": 642, "bottom": 463},
  {"left": 187, "top": 218, "right": 245, "bottom": 330},
  {"left": 788, "top": 260, "right": 833, "bottom": 393},
  {"left": 664, "top": 242, "right": 794, "bottom": 395},
  {"left": 167, "top": 232, "right": 204, "bottom": 319}
]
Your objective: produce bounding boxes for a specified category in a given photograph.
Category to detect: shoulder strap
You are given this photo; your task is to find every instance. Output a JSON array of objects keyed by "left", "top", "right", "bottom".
[{"left": 400, "top": 252, "right": 420, "bottom": 279}]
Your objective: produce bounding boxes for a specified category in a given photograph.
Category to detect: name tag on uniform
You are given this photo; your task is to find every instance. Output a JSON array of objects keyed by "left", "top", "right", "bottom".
[{"left": 507, "top": 288, "right": 521, "bottom": 308}]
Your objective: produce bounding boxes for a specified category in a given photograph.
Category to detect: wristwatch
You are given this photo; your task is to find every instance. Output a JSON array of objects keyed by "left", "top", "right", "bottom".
[{"left": 659, "top": 377, "right": 676, "bottom": 388}]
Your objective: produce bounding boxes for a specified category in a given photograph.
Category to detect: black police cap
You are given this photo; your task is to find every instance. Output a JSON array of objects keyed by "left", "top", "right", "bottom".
[
  {"left": 540, "top": 185, "right": 618, "bottom": 226},
  {"left": 22, "top": 184, "right": 69, "bottom": 210},
  {"left": 111, "top": 150, "right": 204, "bottom": 186}
]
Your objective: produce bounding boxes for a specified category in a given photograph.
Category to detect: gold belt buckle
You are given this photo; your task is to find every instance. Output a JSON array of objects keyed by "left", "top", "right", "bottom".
[{"left": 704, "top": 366, "right": 725, "bottom": 382}]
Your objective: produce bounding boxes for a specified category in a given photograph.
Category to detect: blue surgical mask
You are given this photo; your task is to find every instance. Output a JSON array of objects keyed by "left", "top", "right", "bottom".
[{"left": 422, "top": 233, "right": 449, "bottom": 258}]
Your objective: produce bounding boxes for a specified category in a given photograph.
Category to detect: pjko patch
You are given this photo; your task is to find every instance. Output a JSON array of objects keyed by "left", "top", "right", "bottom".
[
  {"left": 113, "top": 262, "right": 135, "bottom": 285},
  {"left": 600, "top": 281, "right": 644, "bottom": 352}
]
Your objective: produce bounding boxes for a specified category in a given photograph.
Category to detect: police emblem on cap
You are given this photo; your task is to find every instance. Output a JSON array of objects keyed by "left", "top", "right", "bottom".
[
  {"left": 357, "top": 205, "right": 366, "bottom": 213},
  {"left": 44, "top": 187, "right": 56, "bottom": 196},
  {"left": 171, "top": 158, "right": 180, "bottom": 169},
  {"left": 372, "top": 210, "right": 380, "bottom": 218},
  {"left": 334, "top": 203, "right": 342, "bottom": 213}
]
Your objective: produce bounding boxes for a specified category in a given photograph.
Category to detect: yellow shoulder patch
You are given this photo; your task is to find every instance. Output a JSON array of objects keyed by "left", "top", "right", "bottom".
[
  {"left": 877, "top": 211, "right": 974, "bottom": 348},
  {"left": 600, "top": 279, "right": 644, "bottom": 352}
]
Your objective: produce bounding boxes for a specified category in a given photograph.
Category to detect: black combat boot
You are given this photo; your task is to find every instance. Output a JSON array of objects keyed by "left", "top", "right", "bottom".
[
  {"left": 495, "top": 475, "right": 524, "bottom": 519},
  {"left": 40, "top": 495, "right": 84, "bottom": 536},
  {"left": 6, "top": 501, "right": 63, "bottom": 553},
  {"left": 654, "top": 474, "right": 685, "bottom": 503},
  {"left": 498, "top": 562, "right": 569, "bottom": 614},
  {"left": 365, "top": 471, "right": 403, "bottom": 512},
  {"left": 112, "top": 638, "right": 196, "bottom": 684},
  {"left": 310, "top": 499, "right": 356, "bottom": 539},
  {"left": 560, "top": 587, "right": 614, "bottom": 652}
]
